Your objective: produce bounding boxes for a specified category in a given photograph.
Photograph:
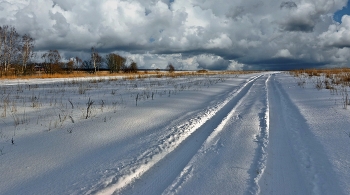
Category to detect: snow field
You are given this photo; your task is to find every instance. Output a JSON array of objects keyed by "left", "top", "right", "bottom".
[
  {"left": 0, "top": 73, "right": 256, "bottom": 195},
  {"left": 0, "top": 72, "right": 349, "bottom": 195}
]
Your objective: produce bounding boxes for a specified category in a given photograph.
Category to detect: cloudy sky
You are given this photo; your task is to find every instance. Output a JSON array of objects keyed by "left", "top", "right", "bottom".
[{"left": 1, "top": 0, "right": 350, "bottom": 70}]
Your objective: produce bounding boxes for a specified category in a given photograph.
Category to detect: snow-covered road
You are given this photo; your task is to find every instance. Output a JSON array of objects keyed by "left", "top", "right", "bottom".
[
  {"left": 162, "top": 74, "right": 270, "bottom": 195},
  {"left": 96, "top": 75, "right": 268, "bottom": 195},
  {"left": 0, "top": 73, "right": 349, "bottom": 195}
]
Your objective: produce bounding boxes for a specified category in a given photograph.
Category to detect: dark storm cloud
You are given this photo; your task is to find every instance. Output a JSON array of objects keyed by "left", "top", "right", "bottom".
[
  {"left": 279, "top": 0, "right": 341, "bottom": 33},
  {"left": 280, "top": 18, "right": 315, "bottom": 32},
  {"left": 226, "top": 6, "right": 245, "bottom": 20},
  {"left": 243, "top": 58, "right": 328, "bottom": 71},
  {"left": 280, "top": 1, "right": 297, "bottom": 9}
]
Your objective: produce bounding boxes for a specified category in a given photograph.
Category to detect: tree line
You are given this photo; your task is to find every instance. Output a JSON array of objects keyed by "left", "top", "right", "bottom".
[{"left": 0, "top": 25, "right": 141, "bottom": 76}]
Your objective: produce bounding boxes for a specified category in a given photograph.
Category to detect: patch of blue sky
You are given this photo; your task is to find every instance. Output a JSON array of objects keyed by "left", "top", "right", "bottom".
[
  {"left": 149, "top": 38, "right": 156, "bottom": 43},
  {"left": 334, "top": 1, "right": 350, "bottom": 23}
]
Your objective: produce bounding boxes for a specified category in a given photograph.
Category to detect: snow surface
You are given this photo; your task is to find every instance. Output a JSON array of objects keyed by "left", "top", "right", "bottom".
[{"left": 0, "top": 73, "right": 349, "bottom": 195}]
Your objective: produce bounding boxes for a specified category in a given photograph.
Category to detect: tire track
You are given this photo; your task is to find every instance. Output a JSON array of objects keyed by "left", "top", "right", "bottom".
[
  {"left": 86, "top": 75, "right": 263, "bottom": 195},
  {"left": 247, "top": 74, "right": 270, "bottom": 195},
  {"left": 163, "top": 75, "right": 271, "bottom": 195}
]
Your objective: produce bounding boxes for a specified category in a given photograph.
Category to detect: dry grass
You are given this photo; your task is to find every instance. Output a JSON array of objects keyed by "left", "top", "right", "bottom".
[
  {"left": 291, "top": 68, "right": 350, "bottom": 77},
  {"left": 290, "top": 68, "right": 350, "bottom": 109},
  {"left": 290, "top": 68, "right": 350, "bottom": 87},
  {"left": 0, "top": 70, "right": 258, "bottom": 80},
  {"left": 0, "top": 71, "right": 154, "bottom": 80}
]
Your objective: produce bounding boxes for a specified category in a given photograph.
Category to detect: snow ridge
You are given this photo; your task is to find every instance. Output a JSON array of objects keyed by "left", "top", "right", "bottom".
[
  {"left": 87, "top": 75, "right": 263, "bottom": 195},
  {"left": 248, "top": 74, "right": 271, "bottom": 194}
]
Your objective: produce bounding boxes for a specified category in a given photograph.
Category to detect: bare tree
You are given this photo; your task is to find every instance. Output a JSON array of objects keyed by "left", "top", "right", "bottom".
[
  {"left": 167, "top": 63, "right": 175, "bottom": 73},
  {"left": 21, "top": 34, "right": 34, "bottom": 74},
  {"left": 42, "top": 50, "right": 61, "bottom": 74},
  {"left": 82, "top": 60, "right": 92, "bottom": 71},
  {"left": 0, "top": 26, "right": 5, "bottom": 71},
  {"left": 129, "top": 61, "right": 138, "bottom": 73},
  {"left": 106, "top": 53, "right": 126, "bottom": 73},
  {"left": 6, "top": 27, "right": 20, "bottom": 72},
  {"left": 91, "top": 47, "right": 102, "bottom": 73},
  {"left": 66, "top": 59, "right": 74, "bottom": 73},
  {"left": 75, "top": 56, "right": 83, "bottom": 69},
  {"left": 0, "top": 26, "right": 11, "bottom": 73},
  {"left": 0, "top": 25, "right": 21, "bottom": 73}
]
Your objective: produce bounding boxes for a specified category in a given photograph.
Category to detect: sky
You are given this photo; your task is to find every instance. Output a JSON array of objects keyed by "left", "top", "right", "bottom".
[{"left": 1, "top": 0, "right": 350, "bottom": 70}]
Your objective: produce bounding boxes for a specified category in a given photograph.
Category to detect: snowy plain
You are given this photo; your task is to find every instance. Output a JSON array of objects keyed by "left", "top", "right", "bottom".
[{"left": 0, "top": 72, "right": 349, "bottom": 195}]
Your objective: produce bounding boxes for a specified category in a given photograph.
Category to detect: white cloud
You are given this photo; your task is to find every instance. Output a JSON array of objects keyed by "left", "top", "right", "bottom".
[
  {"left": 319, "top": 15, "right": 350, "bottom": 48},
  {"left": 227, "top": 60, "right": 244, "bottom": 70},
  {"left": 205, "top": 34, "right": 232, "bottom": 49},
  {"left": 1, "top": 0, "right": 350, "bottom": 70},
  {"left": 274, "top": 49, "right": 293, "bottom": 58},
  {"left": 330, "top": 47, "right": 350, "bottom": 63}
]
